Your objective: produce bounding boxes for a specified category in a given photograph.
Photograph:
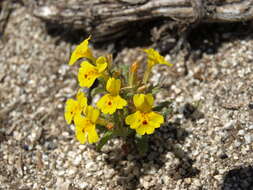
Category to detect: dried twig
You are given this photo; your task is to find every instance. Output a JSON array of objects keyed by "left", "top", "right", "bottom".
[
  {"left": 0, "top": 0, "right": 13, "bottom": 36},
  {"left": 32, "top": 0, "right": 253, "bottom": 41}
]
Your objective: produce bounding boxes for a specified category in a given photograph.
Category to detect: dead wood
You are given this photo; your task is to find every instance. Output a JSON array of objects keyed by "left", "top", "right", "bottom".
[{"left": 32, "top": 0, "right": 253, "bottom": 41}]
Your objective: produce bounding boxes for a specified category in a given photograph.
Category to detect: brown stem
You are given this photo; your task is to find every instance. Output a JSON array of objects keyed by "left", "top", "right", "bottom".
[{"left": 32, "top": 0, "right": 253, "bottom": 41}]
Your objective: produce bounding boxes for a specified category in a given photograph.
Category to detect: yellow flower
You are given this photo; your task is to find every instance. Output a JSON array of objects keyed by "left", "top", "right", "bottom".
[
  {"left": 74, "top": 106, "right": 100, "bottom": 144},
  {"left": 68, "top": 36, "right": 95, "bottom": 65},
  {"left": 97, "top": 78, "right": 127, "bottom": 114},
  {"left": 144, "top": 48, "right": 173, "bottom": 68},
  {"left": 143, "top": 48, "right": 172, "bottom": 84},
  {"left": 125, "top": 94, "right": 164, "bottom": 135},
  {"left": 64, "top": 91, "right": 88, "bottom": 124},
  {"left": 78, "top": 56, "right": 108, "bottom": 88}
]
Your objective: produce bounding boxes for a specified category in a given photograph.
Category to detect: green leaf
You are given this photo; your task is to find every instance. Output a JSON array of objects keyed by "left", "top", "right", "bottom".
[
  {"left": 118, "top": 64, "right": 129, "bottom": 75},
  {"left": 96, "top": 124, "right": 108, "bottom": 133},
  {"left": 153, "top": 101, "right": 172, "bottom": 111},
  {"left": 96, "top": 131, "right": 114, "bottom": 151},
  {"left": 91, "top": 86, "right": 106, "bottom": 97},
  {"left": 151, "top": 86, "right": 161, "bottom": 95},
  {"left": 161, "top": 107, "right": 173, "bottom": 119}
]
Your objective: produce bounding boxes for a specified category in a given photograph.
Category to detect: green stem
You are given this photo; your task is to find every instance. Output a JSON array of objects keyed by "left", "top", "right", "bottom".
[{"left": 142, "top": 66, "right": 152, "bottom": 84}]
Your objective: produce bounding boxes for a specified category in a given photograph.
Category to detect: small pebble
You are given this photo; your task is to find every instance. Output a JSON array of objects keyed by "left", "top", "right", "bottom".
[
  {"left": 244, "top": 134, "right": 252, "bottom": 144},
  {"left": 72, "top": 155, "right": 82, "bottom": 166},
  {"left": 224, "top": 120, "right": 235, "bottom": 129}
]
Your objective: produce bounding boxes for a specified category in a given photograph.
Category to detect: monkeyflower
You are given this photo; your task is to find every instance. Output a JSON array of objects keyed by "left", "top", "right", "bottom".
[
  {"left": 143, "top": 48, "right": 173, "bottom": 84},
  {"left": 78, "top": 56, "right": 108, "bottom": 88},
  {"left": 144, "top": 48, "right": 172, "bottom": 68},
  {"left": 65, "top": 36, "right": 173, "bottom": 152},
  {"left": 97, "top": 77, "right": 127, "bottom": 114},
  {"left": 125, "top": 94, "right": 164, "bottom": 135},
  {"left": 64, "top": 91, "right": 87, "bottom": 124},
  {"left": 74, "top": 106, "right": 100, "bottom": 144},
  {"left": 68, "top": 36, "right": 95, "bottom": 65}
]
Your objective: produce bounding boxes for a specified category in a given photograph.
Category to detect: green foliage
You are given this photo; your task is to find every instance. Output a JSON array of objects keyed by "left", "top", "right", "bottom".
[{"left": 96, "top": 131, "right": 114, "bottom": 151}]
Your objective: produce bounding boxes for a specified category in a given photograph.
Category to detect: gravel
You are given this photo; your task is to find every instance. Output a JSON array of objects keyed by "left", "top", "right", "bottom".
[{"left": 0, "top": 2, "right": 253, "bottom": 190}]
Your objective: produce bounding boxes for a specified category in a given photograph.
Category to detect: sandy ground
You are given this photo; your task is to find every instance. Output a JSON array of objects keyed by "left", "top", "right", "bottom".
[{"left": 0, "top": 2, "right": 253, "bottom": 190}]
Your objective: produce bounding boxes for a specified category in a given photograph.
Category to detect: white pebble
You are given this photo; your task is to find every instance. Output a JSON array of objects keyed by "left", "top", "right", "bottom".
[
  {"left": 72, "top": 155, "right": 82, "bottom": 166},
  {"left": 57, "top": 170, "right": 65, "bottom": 176},
  {"left": 66, "top": 167, "right": 77, "bottom": 176},
  {"left": 244, "top": 134, "right": 252, "bottom": 144},
  {"left": 85, "top": 161, "right": 97, "bottom": 171},
  {"left": 224, "top": 120, "right": 235, "bottom": 129},
  {"left": 193, "top": 91, "right": 203, "bottom": 101},
  {"left": 79, "top": 182, "right": 88, "bottom": 189},
  {"left": 238, "top": 130, "right": 245, "bottom": 136}
]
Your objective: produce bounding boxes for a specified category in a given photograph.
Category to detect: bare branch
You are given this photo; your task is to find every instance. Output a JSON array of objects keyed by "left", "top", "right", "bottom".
[{"left": 32, "top": 0, "right": 253, "bottom": 41}]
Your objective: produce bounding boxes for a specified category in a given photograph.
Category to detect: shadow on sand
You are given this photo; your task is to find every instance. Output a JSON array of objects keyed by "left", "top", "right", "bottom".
[
  {"left": 221, "top": 165, "right": 253, "bottom": 190},
  {"left": 103, "top": 121, "right": 200, "bottom": 190}
]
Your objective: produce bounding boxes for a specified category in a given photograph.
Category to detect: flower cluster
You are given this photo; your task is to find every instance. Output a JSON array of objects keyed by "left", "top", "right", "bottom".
[{"left": 64, "top": 36, "right": 172, "bottom": 151}]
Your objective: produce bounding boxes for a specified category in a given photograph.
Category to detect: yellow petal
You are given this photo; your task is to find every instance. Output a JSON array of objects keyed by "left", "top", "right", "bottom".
[
  {"left": 147, "top": 120, "right": 160, "bottom": 129},
  {"left": 97, "top": 94, "right": 126, "bottom": 114},
  {"left": 74, "top": 114, "right": 99, "bottom": 144},
  {"left": 106, "top": 78, "right": 121, "bottom": 95},
  {"left": 76, "top": 90, "right": 88, "bottom": 112},
  {"left": 148, "top": 112, "right": 164, "bottom": 124},
  {"left": 74, "top": 115, "right": 88, "bottom": 144},
  {"left": 145, "top": 93, "right": 154, "bottom": 106},
  {"left": 126, "top": 111, "right": 162, "bottom": 135},
  {"left": 133, "top": 94, "right": 144, "bottom": 109},
  {"left": 135, "top": 126, "right": 146, "bottom": 135},
  {"left": 74, "top": 114, "right": 85, "bottom": 126},
  {"left": 87, "top": 127, "right": 99, "bottom": 143},
  {"left": 96, "top": 94, "right": 115, "bottom": 114},
  {"left": 65, "top": 99, "right": 78, "bottom": 124},
  {"left": 147, "top": 60, "right": 156, "bottom": 68},
  {"left": 144, "top": 124, "right": 155, "bottom": 135},
  {"left": 133, "top": 94, "right": 154, "bottom": 112},
  {"left": 86, "top": 106, "right": 100, "bottom": 123},
  {"left": 161, "top": 60, "right": 173, "bottom": 66},
  {"left": 96, "top": 56, "right": 108, "bottom": 73},
  {"left": 76, "top": 125, "right": 88, "bottom": 144},
  {"left": 125, "top": 111, "right": 141, "bottom": 129},
  {"left": 144, "top": 48, "right": 172, "bottom": 67},
  {"left": 125, "top": 113, "right": 135, "bottom": 125},
  {"left": 97, "top": 94, "right": 109, "bottom": 112},
  {"left": 115, "top": 95, "right": 127, "bottom": 108},
  {"left": 78, "top": 61, "right": 100, "bottom": 88},
  {"left": 135, "top": 121, "right": 156, "bottom": 135},
  {"left": 68, "top": 36, "right": 94, "bottom": 65},
  {"left": 64, "top": 112, "right": 73, "bottom": 125}
]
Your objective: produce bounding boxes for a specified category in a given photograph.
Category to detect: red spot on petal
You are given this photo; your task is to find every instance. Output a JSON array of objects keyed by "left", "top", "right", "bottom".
[{"left": 142, "top": 120, "right": 148, "bottom": 125}]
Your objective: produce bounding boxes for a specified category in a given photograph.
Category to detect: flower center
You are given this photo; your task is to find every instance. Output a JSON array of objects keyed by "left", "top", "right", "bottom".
[
  {"left": 84, "top": 69, "right": 98, "bottom": 79},
  {"left": 108, "top": 101, "right": 112, "bottom": 106},
  {"left": 142, "top": 120, "right": 148, "bottom": 125}
]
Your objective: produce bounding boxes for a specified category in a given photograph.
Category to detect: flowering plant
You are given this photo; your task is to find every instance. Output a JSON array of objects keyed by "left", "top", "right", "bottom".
[{"left": 65, "top": 36, "right": 173, "bottom": 154}]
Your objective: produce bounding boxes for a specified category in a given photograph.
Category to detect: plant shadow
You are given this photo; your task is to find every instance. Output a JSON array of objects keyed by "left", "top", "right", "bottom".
[
  {"left": 43, "top": 17, "right": 253, "bottom": 60},
  {"left": 186, "top": 21, "right": 253, "bottom": 61},
  {"left": 221, "top": 165, "right": 253, "bottom": 190},
  {"left": 103, "top": 121, "right": 200, "bottom": 190}
]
